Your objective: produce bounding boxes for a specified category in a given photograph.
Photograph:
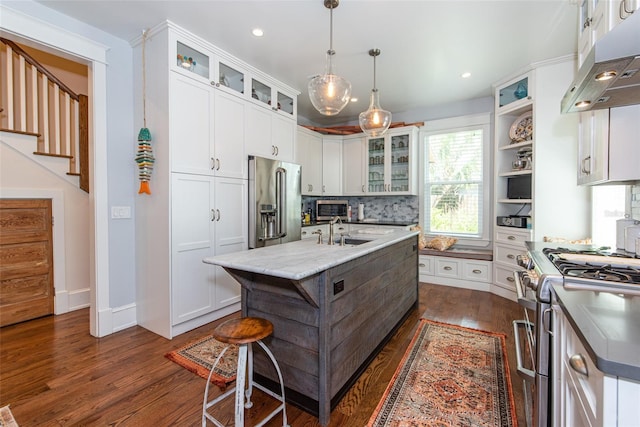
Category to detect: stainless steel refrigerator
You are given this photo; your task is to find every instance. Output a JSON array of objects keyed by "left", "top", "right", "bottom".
[{"left": 248, "top": 155, "right": 302, "bottom": 248}]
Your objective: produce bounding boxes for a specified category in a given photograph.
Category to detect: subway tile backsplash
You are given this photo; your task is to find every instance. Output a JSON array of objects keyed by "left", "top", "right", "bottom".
[{"left": 302, "top": 195, "right": 419, "bottom": 223}]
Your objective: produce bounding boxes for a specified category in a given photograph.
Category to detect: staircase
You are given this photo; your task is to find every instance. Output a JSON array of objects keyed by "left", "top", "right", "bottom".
[{"left": 0, "top": 37, "right": 89, "bottom": 192}]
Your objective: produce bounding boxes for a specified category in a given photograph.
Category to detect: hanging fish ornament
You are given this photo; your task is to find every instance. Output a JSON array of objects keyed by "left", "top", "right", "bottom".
[{"left": 136, "top": 127, "right": 154, "bottom": 194}]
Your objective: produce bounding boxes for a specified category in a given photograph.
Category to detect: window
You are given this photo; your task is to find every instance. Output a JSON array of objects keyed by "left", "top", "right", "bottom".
[{"left": 420, "top": 114, "right": 491, "bottom": 243}]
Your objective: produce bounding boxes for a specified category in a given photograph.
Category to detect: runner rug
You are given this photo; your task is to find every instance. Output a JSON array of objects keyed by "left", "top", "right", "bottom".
[
  {"left": 0, "top": 405, "right": 19, "bottom": 427},
  {"left": 367, "top": 319, "right": 517, "bottom": 427},
  {"left": 165, "top": 335, "right": 238, "bottom": 389}
]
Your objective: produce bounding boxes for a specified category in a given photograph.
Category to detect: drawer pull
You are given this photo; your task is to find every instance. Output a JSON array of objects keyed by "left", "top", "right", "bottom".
[
  {"left": 507, "top": 276, "right": 515, "bottom": 282},
  {"left": 472, "top": 269, "right": 482, "bottom": 274},
  {"left": 569, "top": 354, "right": 589, "bottom": 377},
  {"left": 508, "top": 235, "right": 516, "bottom": 240},
  {"left": 419, "top": 263, "right": 426, "bottom": 267},
  {"left": 443, "top": 266, "right": 453, "bottom": 271},
  {"left": 507, "top": 254, "right": 515, "bottom": 259}
]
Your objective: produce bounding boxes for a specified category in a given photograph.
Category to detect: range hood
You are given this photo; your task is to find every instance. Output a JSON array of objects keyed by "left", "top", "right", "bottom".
[{"left": 561, "top": 11, "right": 640, "bottom": 113}]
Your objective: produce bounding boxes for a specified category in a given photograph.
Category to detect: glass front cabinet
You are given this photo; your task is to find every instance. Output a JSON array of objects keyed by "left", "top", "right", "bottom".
[
  {"left": 365, "top": 127, "right": 418, "bottom": 195},
  {"left": 172, "top": 33, "right": 296, "bottom": 120}
]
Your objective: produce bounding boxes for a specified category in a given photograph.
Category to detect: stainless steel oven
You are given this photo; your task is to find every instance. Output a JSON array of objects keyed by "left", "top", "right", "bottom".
[{"left": 513, "top": 242, "right": 640, "bottom": 427}]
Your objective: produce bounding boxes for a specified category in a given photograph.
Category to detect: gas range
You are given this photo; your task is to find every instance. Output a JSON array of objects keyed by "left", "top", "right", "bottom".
[{"left": 520, "top": 243, "right": 640, "bottom": 301}]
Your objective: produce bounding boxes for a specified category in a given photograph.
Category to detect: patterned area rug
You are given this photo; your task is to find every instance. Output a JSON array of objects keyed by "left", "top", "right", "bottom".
[
  {"left": 367, "top": 319, "right": 517, "bottom": 427},
  {"left": 165, "top": 335, "right": 238, "bottom": 389},
  {"left": 0, "top": 405, "right": 19, "bottom": 427}
]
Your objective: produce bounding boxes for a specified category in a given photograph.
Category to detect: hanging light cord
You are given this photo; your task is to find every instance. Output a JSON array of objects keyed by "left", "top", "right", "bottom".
[
  {"left": 141, "top": 29, "right": 148, "bottom": 128},
  {"left": 372, "top": 53, "right": 377, "bottom": 91},
  {"left": 328, "top": 3, "right": 335, "bottom": 56}
]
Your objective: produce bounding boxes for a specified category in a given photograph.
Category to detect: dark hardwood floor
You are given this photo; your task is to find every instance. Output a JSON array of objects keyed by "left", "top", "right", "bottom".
[{"left": 0, "top": 283, "right": 526, "bottom": 426}]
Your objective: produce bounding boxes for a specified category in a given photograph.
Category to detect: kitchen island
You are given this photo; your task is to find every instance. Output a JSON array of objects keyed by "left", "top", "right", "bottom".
[{"left": 203, "top": 229, "right": 419, "bottom": 426}]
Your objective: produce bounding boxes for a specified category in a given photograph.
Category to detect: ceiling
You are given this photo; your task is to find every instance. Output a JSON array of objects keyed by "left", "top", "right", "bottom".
[{"left": 29, "top": 0, "right": 579, "bottom": 126}]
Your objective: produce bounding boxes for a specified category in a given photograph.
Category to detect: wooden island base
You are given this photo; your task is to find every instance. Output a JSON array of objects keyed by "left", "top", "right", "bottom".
[{"left": 225, "top": 236, "right": 418, "bottom": 426}]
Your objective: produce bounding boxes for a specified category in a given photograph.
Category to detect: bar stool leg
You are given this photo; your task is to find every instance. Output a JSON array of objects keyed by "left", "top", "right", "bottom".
[
  {"left": 256, "top": 340, "right": 288, "bottom": 427},
  {"left": 202, "top": 345, "right": 234, "bottom": 427},
  {"left": 244, "top": 342, "right": 254, "bottom": 409},
  {"left": 234, "top": 344, "right": 248, "bottom": 426}
]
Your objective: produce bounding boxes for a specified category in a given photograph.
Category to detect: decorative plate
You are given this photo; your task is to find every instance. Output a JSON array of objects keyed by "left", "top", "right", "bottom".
[{"left": 509, "top": 112, "right": 533, "bottom": 143}]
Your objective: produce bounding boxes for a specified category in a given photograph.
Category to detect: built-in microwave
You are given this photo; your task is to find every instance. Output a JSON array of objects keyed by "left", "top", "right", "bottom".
[{"left": 316, "top": 200, "right": 348, "bottom": 221}]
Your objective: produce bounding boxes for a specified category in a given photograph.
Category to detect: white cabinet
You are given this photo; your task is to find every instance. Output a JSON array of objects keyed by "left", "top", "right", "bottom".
[
  {"left": 246, "top": 104, "right": 295, "bottom": 162},
  {"left": 296, "top": 127, "right": 323, "bottom": 196},
  {"left": 557, "top": 304, "right": 640, "bottom": 426},
  {"left": 170, "top": 174, "right": 245, "bottom": 326},
  {"left": 578, "top": 105, "right": 640, "bottom": 185},
  {"left": 419, "top": 254, "right": 492, "bottom": 292},
  {"left": 492, "top": 227, "right": 531, "bottom": 299},
  {"left": 342, "top": 135, "right": 367, "bottom": 196},
  {"left": 322, "top": 136, "right": 342, "bottom": 195},
  {"left": 134, "top": 23, "right": 295, "bottom": 339},
  {"left": 365, "top": 126, "right": 418, "bottom": 195},
  {"left": 575, "top": 1, "right": 640, "bottom": 185}
]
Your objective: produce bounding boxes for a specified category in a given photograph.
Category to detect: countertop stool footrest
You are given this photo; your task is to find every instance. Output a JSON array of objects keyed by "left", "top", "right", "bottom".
[{"left": 202, "top": 317, "right": 289, "bottom": 427}]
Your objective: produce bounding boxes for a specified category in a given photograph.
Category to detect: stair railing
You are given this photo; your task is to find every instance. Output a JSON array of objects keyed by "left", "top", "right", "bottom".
[{"left": 0, "top": 37, "right": 89, "bottom": 192}]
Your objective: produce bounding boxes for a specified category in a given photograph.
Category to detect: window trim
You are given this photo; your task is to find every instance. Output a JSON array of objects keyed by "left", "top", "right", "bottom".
[{"left": 419, "top": 113, "right": 492, "bottom": 247}]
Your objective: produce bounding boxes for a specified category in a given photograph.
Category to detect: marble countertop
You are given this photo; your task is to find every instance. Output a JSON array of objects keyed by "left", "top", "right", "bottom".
[
  {"left": 553, "top": 285, "right": 640, "bottom": 381},
  {"left": 203, "top": 229, "right": 419, "bottom": 281}
]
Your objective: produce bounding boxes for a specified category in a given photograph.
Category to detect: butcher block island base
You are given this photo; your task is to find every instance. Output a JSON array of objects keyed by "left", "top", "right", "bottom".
[{"left": 203, "top": 231, "right": 419, "bottom": 426}]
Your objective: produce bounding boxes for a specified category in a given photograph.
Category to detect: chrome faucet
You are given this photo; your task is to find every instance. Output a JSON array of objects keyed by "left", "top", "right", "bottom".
[{"left": 328, "top": 216, "right": 343, "bottom": 245}]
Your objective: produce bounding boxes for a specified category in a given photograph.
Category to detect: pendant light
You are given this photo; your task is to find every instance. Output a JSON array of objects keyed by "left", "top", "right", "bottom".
[
  {"left": 308, "top": 0, "right": 352, "bottom": 116},
  {"left": 359, "top": 49, "right": 392, "bottom": 137}
]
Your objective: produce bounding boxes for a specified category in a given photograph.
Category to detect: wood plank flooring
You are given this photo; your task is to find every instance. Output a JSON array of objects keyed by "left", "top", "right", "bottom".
[{"left": 0, "top": 283, "right": 527, "bottom": 426}]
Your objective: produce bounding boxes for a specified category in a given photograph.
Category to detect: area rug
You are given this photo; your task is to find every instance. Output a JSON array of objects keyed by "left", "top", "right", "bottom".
[
  {"left": 367, "top": 319, "right": 517, "bottom": 427},
  {"left": 0, "top": 405, "right": 19, "bottom": 427},
  {"left": 165, "top": 335, "right": 238, "bottom": 389}
]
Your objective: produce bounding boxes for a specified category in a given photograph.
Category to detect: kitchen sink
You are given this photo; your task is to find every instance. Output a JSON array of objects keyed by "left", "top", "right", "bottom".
[{"left": 341, "top": 238, "right": 371, "bottom": 246}]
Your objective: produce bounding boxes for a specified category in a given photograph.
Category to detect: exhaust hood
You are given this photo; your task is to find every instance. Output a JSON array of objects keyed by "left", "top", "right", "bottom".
[{"left": 561, "top": 11, "right": 640, "bottom": 113}]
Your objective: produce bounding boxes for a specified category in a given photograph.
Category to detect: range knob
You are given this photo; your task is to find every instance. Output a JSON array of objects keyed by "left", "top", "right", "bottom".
[
  {"left": 520, "top": 271, "right": 531, "bottom": 288},
  {"left": 516, "top": 254, "right": 533, "bottom": 269}
]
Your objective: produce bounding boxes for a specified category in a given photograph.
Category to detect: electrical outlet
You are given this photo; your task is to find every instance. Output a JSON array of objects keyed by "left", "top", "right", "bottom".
[{"left": 333, "top": 280, "right": 344, "bottom": 295}]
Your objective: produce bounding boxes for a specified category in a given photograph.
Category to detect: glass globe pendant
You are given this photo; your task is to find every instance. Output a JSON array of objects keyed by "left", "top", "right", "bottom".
[
  {"left": 308, "top": 0, "right": 352, "bottom": 116},
  {"left": 359, "top": 49, "right": 392, "bottom": 137}
]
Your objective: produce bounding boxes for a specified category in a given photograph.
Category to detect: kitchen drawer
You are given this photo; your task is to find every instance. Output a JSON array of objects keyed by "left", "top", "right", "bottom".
[
  {"left": 463, "top": 260, "right": 491, "bottom": 282},
  {"left": 493, "top": 264, "right": 517, "bottom": 292},
  {"left": 563, "top": 316, "right": 603, "bottom": 426},
  {"left": 434, "top": 258, "right": 461, "bottom": 279},
  {"left": 418, "top": 255, "right": 434, "bottom": 276},
  {"left": 494, "top": 243, "right": 527, "bottom": 267},
  {"left": 495, "top": 227, "right": 531, "bottom": 246}
]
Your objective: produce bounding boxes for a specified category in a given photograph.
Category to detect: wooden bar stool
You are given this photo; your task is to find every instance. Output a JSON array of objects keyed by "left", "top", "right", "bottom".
[{"left": 202, "top": 317, "right": 288, "bottom": 427}]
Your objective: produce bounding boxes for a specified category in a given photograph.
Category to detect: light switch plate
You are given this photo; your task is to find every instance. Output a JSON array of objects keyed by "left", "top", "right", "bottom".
[{"left": 111, "top": 206, "right": 131, "bottom": 219}]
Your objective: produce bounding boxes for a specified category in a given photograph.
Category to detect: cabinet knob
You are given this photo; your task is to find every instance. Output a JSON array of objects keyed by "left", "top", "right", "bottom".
[{"left": 569, "top": 354, "right": 589, "bottom": 377}]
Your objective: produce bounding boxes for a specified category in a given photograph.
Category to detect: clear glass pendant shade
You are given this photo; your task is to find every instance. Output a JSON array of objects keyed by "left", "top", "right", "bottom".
[
  {"left": 308, "top": 52, "right": 352, "bottom": 116},
  {"left": 359, "top": 89, "right": 392, "bottom": 137}
]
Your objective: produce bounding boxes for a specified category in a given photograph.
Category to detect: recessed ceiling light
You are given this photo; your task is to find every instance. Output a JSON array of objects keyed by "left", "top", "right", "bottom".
[
  {"left": 461, "top": 72, "right": 471, "bottom": 79},
  {"left": 252, "top": 28, "right": 264, "bottom": 37}
]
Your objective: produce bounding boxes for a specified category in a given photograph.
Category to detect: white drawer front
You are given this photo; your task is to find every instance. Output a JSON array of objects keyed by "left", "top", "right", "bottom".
[
  {"left": 493, "top": 264, "right": 516, "bottom": 291},
  {"left": 495, "top": 244, "right": 526, "bottom": 267},
  {"left": 463, "top": 261, "right": 491, "bottom": 282},
  {"left": 419, "top": 255, "right": 434, "bottom": 276},
  {"left": 495, "top": 227, "right": 531, "bottom": 245},
  {"left": 435, "top": 258, "right": 461, "bottom": 278}
]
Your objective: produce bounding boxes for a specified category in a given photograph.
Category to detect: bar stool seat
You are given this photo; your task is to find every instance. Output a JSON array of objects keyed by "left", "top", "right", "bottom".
[{"left": 202, "top": 317, "right": 288, "bottom": 427}]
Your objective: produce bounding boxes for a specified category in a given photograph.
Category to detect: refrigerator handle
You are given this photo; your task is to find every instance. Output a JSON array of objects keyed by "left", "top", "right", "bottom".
[{"left": 275, "top": 167, "right": 287, "bottom": 238}]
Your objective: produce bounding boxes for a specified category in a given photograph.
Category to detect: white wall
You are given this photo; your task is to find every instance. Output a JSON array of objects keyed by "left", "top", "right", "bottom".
[{"left": 2, "top": 0, "right": 137, "bottom": 331}]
